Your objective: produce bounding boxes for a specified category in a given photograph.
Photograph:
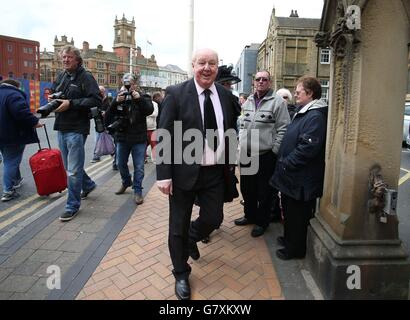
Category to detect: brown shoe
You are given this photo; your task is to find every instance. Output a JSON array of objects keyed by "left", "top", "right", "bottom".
[
  {"left": 115, "top": 184, "right": 130, "bottom": 195},
  {"left": 134, "top": 194, "right": 144, "bottom": 205}
]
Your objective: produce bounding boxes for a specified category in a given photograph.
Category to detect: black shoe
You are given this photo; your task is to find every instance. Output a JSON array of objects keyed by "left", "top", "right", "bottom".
[
  {"left": 90, "top": 157, "right": 101, "bottom": 163},
  {"left": 276, "top": 248, "right": 304, "bottom": 260},
  {"left": 189, "top": 241, "right": 200, "bottom": 260},
  {"left": 112, "top": 164, "right": 118, "bottom": 171},
  {"left": 115, "top": 184, "right": 130, "bottom": 195},
  {"left": 175, "top": 279, "right": 191, "bottom": 300},
  {"left": 201, "top": 236, "right": 210, "bottom": 244},
  {"left": 81, "top": 184, "right": 96, "bottom": 199},
  {"left": 234, "top": 216, "right": 252, "bottom": 226},
  {"left": 59, "top": 210, "right": 79, "bottom": 222},
  {"left": 270, "top": 214, "right": 282, "bottom": 223},
  {"left": 276, "top": 248, "right": 292, "bottom": 260},
  {"left": 251, "top": 225, "right": 266, "bottom": 237},
  {"left": 277, "top": 236, "right": 285, "bottom": 247}
]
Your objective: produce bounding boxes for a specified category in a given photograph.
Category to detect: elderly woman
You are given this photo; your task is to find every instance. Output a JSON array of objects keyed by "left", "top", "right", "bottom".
[{"left": 270, "top": 76, "right": 328, "bottom": 260}]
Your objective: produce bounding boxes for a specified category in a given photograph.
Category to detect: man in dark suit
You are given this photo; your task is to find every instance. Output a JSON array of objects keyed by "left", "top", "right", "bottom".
[{"left": 156, "top": 48, "right": 238, "bottom": 300}]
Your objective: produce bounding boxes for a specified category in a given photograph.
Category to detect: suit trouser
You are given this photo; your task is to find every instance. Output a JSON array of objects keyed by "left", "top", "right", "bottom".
[
  {"left": 169, "top": 165, "right": 224, "bottom": 280},
  {"left": 281, "top": 194, "right": 316, "bottom": 257},
  {"left": 240, "top": 151, "right": 276, "bottom": 228}
]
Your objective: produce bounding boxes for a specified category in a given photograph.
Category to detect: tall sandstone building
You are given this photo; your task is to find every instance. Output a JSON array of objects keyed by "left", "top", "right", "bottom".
[{"left": 258, "top": 8, "right": 331, "bottom": 101}]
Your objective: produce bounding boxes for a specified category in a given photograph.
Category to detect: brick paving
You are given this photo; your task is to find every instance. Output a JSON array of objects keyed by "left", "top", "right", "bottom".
[
  {"left": 0, "top": 162, "right": 285, "bottom": 300},
  {"left": 78, "top": 184, "right": 283, "bottom": 300}
]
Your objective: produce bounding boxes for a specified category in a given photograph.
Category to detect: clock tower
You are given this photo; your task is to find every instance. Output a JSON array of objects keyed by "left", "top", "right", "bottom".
[{"left": 113, "top": 14, "right": 136, "bottom": 70}]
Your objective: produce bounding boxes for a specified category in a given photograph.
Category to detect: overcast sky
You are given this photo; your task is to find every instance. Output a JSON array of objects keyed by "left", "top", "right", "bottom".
[{"left": 1, "top": 0, "right": 324, "bottom": 71}]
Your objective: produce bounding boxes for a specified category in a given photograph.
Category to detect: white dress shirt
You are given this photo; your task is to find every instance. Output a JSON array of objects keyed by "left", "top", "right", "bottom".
[{"left": 193, "top": 79, "right": 225, "bottom": 166}]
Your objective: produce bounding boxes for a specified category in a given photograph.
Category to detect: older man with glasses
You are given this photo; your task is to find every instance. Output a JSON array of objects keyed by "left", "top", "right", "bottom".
[{"left": 235, "top": 70, "right": 290, "bottom": 237}]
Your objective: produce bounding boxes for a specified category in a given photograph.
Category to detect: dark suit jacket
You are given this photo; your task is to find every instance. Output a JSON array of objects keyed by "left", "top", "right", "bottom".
[{"left": 156, "top": 79, "right": 239, "bottom": 191}]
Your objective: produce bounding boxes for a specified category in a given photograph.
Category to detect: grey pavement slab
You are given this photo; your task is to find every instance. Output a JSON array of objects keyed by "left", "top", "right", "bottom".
[
  {"left": 264, "top": 221, "right": 316, "bottom": 300},
  {"left": 0, "top": 164, "right": 156, "bottom": 300},
  {"left": 0, "top": 275, "right": 38, "bottom": 293}
]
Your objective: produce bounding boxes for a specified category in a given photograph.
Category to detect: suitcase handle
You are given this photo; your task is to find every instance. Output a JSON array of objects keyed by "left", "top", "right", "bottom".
[{"left": 37, "top": 123, "right": 52, "bottom": 150}]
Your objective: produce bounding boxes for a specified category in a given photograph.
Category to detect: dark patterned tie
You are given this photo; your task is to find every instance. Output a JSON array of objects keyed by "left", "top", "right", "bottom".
[{"left": 203, "top": 89, "right": 219, "bottom": 151}]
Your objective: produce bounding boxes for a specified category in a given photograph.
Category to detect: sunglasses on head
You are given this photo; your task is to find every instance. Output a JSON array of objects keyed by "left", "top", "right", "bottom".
[{"left": 254, "top": 77, "right": 269, "bottom": 82}]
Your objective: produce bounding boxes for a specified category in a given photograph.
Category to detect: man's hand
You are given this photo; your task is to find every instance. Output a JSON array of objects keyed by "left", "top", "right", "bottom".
[
  {"left": 34, "top": 122, "right": 44, "bottom": 128},
  {"left": 157, "top": 180, "right": 173, "bottom": 195},
  {"left": 54, "top": 99, "right": 71, "bottom": 113},
  {"left": 131, "top": 91, "right": 140, "bottom": 100}
]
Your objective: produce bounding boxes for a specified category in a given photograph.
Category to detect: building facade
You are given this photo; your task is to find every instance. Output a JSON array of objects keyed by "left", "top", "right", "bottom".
[
  {"left": 0, "top": 35, "right": 40, "bottom": 81},
  {"left": 39, "top": 15, "right": 187, "bottom": 94},
  {"left": 257, "top": 8, "right": 331, "bottom": 101},
  {"left": 234, "top": 43, "right": 260, "bottom": 95}
]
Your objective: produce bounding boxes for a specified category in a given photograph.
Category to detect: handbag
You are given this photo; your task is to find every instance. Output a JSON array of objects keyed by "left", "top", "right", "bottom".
[{"left": 95, "top": 131, "right": 115, "bottom": 157}]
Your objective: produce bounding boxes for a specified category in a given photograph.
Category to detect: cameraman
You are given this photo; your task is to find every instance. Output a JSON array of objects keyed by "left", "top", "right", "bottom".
[
  {"left": 105, "top": 74, "right": 153, "bottom": 204},
  {"left": 51, "top": 45, "right": 102, "bottom": 222}
]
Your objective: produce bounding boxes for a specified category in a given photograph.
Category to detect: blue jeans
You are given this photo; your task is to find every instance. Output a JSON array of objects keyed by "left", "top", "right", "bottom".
[
  {"left": 93, "top": 132, "right": 101, "bottom": 159},
  {"left": 0, "top": 144, "right": 25, "bottom": 193},
  {"left": 58, "top": 132, "right": 96, "bottom": 213},
  {"left": 116, "top": 142, "right": 145, "bottom": 195}
]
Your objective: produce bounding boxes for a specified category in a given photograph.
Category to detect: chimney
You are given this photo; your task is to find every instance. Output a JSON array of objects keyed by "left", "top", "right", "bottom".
[
  {"left": 83, "top": 41, "right": 89, "bottom": 52},
  {"left": 294, "top": 10, "right": 299, "bottom": 17},
  {"left": 290, "top": 10, "right": 294, "bottom": 17}
]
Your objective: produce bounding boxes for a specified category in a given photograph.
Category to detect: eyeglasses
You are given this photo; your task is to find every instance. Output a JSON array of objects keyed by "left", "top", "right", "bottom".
[
  {"left": 294, "top": 89, "right": 306, "bottom": 96},
  {"left": 254, "top": 77, "right": 269, "bottom": 82}
]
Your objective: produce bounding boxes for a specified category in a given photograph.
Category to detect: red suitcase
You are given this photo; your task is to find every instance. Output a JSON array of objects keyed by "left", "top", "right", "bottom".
[{"left": 29, "top": 125, "right": 67, "bottom": 196}]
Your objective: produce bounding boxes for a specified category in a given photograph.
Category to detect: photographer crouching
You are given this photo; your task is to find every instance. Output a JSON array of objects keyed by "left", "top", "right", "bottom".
[
  {"left": 105, "top": 73, "right": 153, "bottom": 204},
  {"left": 44, "top": 45, "right": 102, "bottom": 222}
]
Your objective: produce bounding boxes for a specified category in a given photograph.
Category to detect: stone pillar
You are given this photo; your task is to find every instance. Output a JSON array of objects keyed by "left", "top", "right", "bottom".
[{"left": 307, "top": 0, "right": 410, "bottom": 299}]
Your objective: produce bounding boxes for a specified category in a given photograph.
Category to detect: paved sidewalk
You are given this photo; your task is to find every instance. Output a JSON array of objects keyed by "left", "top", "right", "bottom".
[
  {"left": 0, "top": 161, "right": 299, "bottom": 300},
  {"left": 77, "top": 184, "right": 283, "bottom": 300}
]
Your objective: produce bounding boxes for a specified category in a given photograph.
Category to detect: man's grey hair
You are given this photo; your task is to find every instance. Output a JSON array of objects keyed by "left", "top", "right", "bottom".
[
  {"left": 191, "top": 48, "right": 219, "bottom": 64},
  {"left": 60, "top": 45, "right": 83, "bottom": 66}
]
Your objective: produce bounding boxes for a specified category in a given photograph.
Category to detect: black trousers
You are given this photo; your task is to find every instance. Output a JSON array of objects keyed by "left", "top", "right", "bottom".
[
  {"left": 169, "top": 165, "right": 224, "bottom": 280},
  {"left": 240, "top": 151, "right": 276, "bottom": 228},
  {"left": 281, "top": 194, "right": 316, "bottom": 257}
]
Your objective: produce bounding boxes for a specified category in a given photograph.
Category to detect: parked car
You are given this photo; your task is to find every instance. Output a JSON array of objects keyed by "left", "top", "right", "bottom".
[{"left": 403, "top": 102, "right": 410, "bottom": 146}]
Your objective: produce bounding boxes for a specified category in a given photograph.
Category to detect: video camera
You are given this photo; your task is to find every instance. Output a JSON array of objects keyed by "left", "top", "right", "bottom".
[{"left": 37, "top": 91, "right": 65, "bottom": 118}]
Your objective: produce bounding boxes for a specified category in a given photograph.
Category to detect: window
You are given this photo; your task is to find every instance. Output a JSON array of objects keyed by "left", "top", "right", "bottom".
[
  {"left": 110, "top": 75, "right": 117, "bottom": 84},
  {"left": 7, "top": 44, "right": 12, "bottom": 52},
  {"left": 97, "top": 62, "right": 105, "bottom": 69},
  {"left": 320, "top": 49, "right": 331, "bottom": 64},
  {"left": 8, "top": 59, "right": 13, "bottom": 65},
  {"left": 23, "top": 47, "right": 28, "bottom": 54},
  {"left": 320, "top": 80, "right": 330, "bottom": 102},
  {"left": 97, "top": 73, "right": 105, "bottom": 84},
  {"left": 110, "top": 64, "right": 116, "bottom": 71},
  {"left": 29, "top": 48, "right": 33, "bottom": 54},
  {"left": 24, "top": 61, "right": 33, "bottom": 68}
]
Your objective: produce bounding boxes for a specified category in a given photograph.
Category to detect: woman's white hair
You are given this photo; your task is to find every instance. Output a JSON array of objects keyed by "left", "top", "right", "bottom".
[{"left": 276, "top": 88, "right": 293, "bottom": 101}]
